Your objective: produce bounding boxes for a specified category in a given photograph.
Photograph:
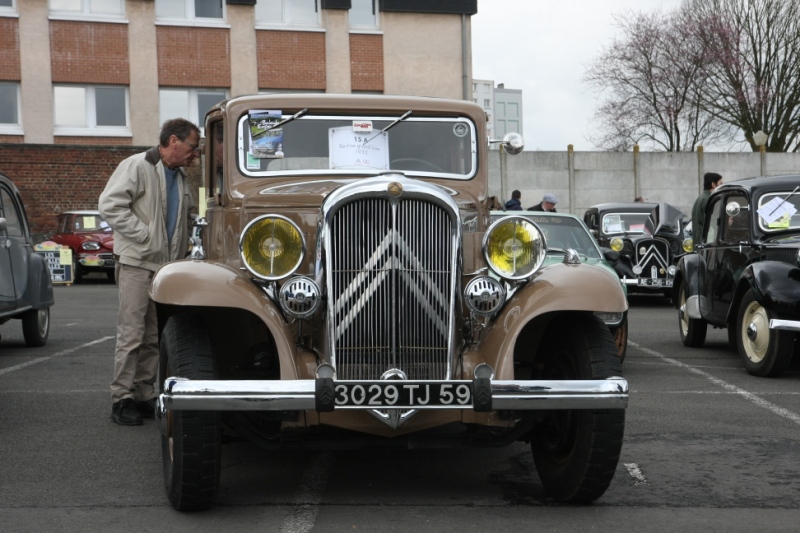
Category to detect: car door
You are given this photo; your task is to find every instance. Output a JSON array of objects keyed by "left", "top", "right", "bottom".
[
  {"left": 697, "top": 195, "right": 723, "bottom": 322},
  {"left": 0, "top": 184, "right": 29, "bottom": 312},
  {"left": 709, "top": 192, "right": 751, "bottom": 321}
]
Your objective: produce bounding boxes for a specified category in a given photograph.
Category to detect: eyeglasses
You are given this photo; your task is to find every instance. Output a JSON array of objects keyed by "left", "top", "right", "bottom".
[{"left": 180, "top": 139, "right": 201, "bottom": 152}]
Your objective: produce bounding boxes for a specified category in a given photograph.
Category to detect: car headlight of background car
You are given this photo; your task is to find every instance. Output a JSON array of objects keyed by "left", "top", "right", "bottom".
[
  {"left": 483, "top": 216, "right": 546, "bottom": 280},
  {"left": 81, "top": 241, "right": 101, "bottom": 251},
  {"left": 239, "top": 215, "right": 305, "bottom": 281}
]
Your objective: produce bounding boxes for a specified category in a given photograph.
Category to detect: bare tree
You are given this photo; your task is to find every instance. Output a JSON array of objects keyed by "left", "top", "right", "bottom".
[
  {"left": 687, "top": 0, "right": 800, "bottom": 151},
  {"left": 585, "top": 10, "right": 727, "bottom": 151}
]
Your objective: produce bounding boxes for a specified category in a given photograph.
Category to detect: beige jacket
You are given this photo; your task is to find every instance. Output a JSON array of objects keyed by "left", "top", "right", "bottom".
[{"left": 98, "top": 146, "right": 196, "bottom": 272}]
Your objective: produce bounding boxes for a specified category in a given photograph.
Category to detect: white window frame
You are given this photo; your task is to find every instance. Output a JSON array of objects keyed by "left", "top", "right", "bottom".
[
  {"left": 48, "top": 0, "right": 126, "bottom": 23},
  {"left": 254, "top": 0, "right": 322, "bottom": 31},
  {"left": 53, "top": 84, "right": 131, "bottom": 137},
  {"left": 155, "top": 0, "right": 227, "bottom": 28},
  {"left": 0, "top": 82, "right": 22, "bottom": 135},
  {"left": 159, "top": 87, "right": 228, "bottom": 135},
  {"left": 0, "top": 0, "right": 17, "bottom": 17},
  {"left": 349, "top": 0, "right": 379, "bottom": 31}
]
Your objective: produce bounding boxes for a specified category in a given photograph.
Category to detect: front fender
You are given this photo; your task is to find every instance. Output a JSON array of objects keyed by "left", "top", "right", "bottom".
[
  {"left": 150, "top": 259, "right": 301, "bottom": 380},
  {"left": 477, "top": 263, "right": 628, "bottom": 380},
  {"left": 738, "top": 261, "right": 800, "bottom": 318},
  {"left": 674, "top": 253, "right": 702, "bottom": 306},
  {"left": 25, "top": 251, "right": 54, "bottom": 309}
]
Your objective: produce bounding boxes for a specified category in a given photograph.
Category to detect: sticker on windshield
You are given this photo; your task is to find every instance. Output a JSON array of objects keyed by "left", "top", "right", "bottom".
[
  {"left": 248, "top": 110, "right": 284, "bottom": 159},
  {"left": 453, "top": 123, "right": 468, "bottom": 137},
  {"left": 353, "top": 121, "right": 373, "bottom": 134},
  {"left": 329, "top": 127, "right": 389, "bottom": 170}
]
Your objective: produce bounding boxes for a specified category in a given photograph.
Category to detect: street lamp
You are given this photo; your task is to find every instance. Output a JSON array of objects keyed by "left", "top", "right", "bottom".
[{"left": 753, "top": 130, "right": 768, "bottom": 175}]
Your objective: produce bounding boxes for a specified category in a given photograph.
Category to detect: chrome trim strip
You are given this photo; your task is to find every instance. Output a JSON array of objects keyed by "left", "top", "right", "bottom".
[
  {"left": 158, "top": 377, "right": 629, "bottom": 412},
  {"left": 769, "top": 318, "right": 800, "bottom": 332}
]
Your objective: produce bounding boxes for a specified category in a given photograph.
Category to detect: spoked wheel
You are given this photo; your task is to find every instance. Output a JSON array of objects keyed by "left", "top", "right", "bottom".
[
  {"left": 678, "top": 281, "right": 706, "bottom": 347},
  {"left": 159, "top": 314, "right": 221, "bottom": 511},
  {"left": 736, "top": 289, "right": 793, "bottom": 377},
  {"left": 21, "top": 307, "right": 49, "bottom": 347},
  {"left": 531, "top": 314, "right": 625, "bottom": 503}
]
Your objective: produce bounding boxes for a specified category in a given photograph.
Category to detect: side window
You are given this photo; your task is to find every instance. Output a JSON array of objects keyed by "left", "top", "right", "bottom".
[
  {"left": 58, "top": 215, "right": 69, "bottom": 233},
  {"left": 704, "top": 198, "right": 722, "bottom": 245},
  {"left": 0, "top": 188, "right": 23, "bottom": 237},
  {"left": 211, "top": 121, "right": 224, "bottom": 196},
  {"left": 721, "top": 194, "right": 749, "bottom": 244}
]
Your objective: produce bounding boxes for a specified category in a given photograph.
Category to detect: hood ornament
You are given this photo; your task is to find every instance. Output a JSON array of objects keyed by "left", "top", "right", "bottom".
[{"left": 387, "top": 181, "right": 403, "bottom": 197}]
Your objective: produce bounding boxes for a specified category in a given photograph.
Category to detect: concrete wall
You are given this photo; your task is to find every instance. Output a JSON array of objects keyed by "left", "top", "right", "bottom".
[{"left": 491, "top": 149, "right": 800, "bottom": 218}]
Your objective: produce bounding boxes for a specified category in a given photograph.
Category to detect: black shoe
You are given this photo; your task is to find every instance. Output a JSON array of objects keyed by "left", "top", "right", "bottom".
[
  {"left": 111, "top": 398, "right": 143, "bottom": 426},
  {"left": 134, "top": 398, "right": 157, "bottom": 419}
]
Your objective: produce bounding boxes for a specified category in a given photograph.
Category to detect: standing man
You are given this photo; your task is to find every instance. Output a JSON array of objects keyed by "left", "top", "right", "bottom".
[
  {"left": 691, "top": 172, "right": 723, "bottom": 248},
  {"left": 100, "top": 118, "right": 199, "bottom": 426},
  {"left": 505, "top": 190, "right": 523, "bottom": 211},
  {"left": 529, "top": 193, "right": 558, "bottom": 212}
]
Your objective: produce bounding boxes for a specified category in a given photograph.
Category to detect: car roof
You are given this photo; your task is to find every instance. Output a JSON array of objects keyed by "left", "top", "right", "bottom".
[
  {"left": 490, "top": 210, "right": 584, "bottom": 221},
  {"left": 714, "top": 174, "right": 800, "bottom": 195},
  {"left": 585, "top": 202, "right": 658, "bottom": 213}
]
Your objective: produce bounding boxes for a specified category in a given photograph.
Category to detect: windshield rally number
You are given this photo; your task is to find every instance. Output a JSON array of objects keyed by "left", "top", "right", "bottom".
[{"left": 334, "top": 382, "right": 472, "bottom": 407}]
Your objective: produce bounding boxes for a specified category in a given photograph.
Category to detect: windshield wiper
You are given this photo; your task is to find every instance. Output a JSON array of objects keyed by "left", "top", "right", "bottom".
[
  {"left": 265, "top": 108, "right": 308, "bottom": 132},
  {"left": 364, "top": 110, "right": 412, "bottom": 144},
  {"left": 768, "top": 185, "right": 800, "bottom": 216}
]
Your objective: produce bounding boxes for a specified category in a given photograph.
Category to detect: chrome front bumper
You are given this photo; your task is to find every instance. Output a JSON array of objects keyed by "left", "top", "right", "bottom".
[
  {"left": 770, "top": 318, "right": 800, "bottom": 332},
  {"left": 157, "top": 376, "right": 629, "bottom": 414}
]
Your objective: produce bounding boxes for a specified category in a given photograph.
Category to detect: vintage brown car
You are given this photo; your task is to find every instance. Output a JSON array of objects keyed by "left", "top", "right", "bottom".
[{"left": 151, "top": 94, "right": 629, "bottom": 511}]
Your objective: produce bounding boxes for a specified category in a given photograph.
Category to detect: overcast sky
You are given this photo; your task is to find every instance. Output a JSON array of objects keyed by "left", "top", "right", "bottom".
[{"left": 471, "top": 0, "right": 683, "bottom": 151}]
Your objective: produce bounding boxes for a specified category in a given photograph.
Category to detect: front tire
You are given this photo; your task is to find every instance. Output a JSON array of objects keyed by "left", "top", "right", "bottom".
[
  {"left": 531, "top": 315, "right": 625, "bottom": 503},
  {"left": 736, "top": 289, "right": 793, "bottom": 377},
  {"left": 21, "top": 307, "right": 49, "bottom": 347},
  {"left": 678, "top": 281, "right": 707, "bottom": 347},
  {"left": 159, "top": 314, "right": 221, "bottom": 511}
]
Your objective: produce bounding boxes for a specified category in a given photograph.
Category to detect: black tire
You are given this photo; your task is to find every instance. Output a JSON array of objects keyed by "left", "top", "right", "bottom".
[
  {"left": 678, "top": 281, "right": 707, "bottom": 347},
  {"left": 21, "top": 307, "right": 49, "bottom": 347},
  {"left": 610, "top": 315, "right": 628, "bottom": 363},
  {"left": 159, "top": 314, "right": 221, "bottom": 511},
  {"left": 736, "top": 289, "right": 794, "bottom": 377},
  {"left": 531, "top": 314, "right": 625, "bottom": 503},
  {"left": 72, "top": 256, "right": 83, "bottom": 284}
]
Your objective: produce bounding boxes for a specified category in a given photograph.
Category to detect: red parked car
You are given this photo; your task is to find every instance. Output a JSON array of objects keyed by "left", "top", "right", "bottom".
[{"left": 50, "top": 210, "right": 115, "bottom": 282}]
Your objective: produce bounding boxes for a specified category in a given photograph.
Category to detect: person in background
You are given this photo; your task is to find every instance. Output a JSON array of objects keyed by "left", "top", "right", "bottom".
[
  {"left": 529, "top": 193, "right": 558, "bottom": 212},
  {"left": 99, "top": 118, "right": 200, "bottom": 426},
  {"left": 505, "top": 190, "right": 523, "bottom": 211},
  {"left": 634, "top": 196, "right": 646, "bottom": 202},
  {"left": 691, "top": 172, "right": 723, "bottom": 248}
]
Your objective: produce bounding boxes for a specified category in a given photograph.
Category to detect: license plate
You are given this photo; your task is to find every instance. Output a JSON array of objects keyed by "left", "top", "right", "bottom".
[
  {"left": 333, "top": 381, "right": 473, "bottom": 409},
  {"left": 104, "top": 260, "right": 115, "bottom": 267},
  {"left": 638, "top": 278, "right": 672, "bottom": 287}
]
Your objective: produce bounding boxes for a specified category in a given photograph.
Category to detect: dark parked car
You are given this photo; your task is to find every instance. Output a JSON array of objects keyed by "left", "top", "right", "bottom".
[
  {"left": 584, "top": 202, "right": 691, "bottom": 295},
  {"left": 675, "top": 175, "right": 800, "bottom": 377},
  {"left": 0, "top": 172, "right": 54, "bottom": 346},
  {"left": 50, "top": 210, "right": 115, "bottom": 282}
]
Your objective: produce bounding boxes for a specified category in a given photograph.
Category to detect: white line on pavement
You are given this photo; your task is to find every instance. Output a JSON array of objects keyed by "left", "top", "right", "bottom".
[
  {"left": 624, "top": 463, "right": 648, "bottom": 485},
  {"left": 279, "top": 452, "right": 332, "bottom": 533},
  {"left": 629, "top": 340, "right": 800, "bottom": 426},
  {"left": 0, "top": 336, "right": 115, "bottom": 376}
]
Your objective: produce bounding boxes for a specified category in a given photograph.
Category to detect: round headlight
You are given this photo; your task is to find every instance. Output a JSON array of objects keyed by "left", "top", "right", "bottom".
[
  {"left": 239, "top": 215, "right": 305, "bottom": 280},
  {"left": 610, "top": 237, "right": 624, "bottom": 252},
  {"left": 483, "top": 216, "right": 546, "bottom": 280},
  {"left": 82, "top": 241, "right": 101, "bottom": 251},
  {"left": 683, "top": 238, "right": 694, "bottom": 253}
]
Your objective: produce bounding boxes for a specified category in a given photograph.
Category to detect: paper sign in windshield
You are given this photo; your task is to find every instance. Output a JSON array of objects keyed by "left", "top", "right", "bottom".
[
  {"left": 329, "top": 127, "right": 389, "bottom": 170},
  {"left": 249, "top": 110, "right": 284, "bottom": 159},
  {"left": 758, "top": 197, "right": 797, "bottom": 225}
]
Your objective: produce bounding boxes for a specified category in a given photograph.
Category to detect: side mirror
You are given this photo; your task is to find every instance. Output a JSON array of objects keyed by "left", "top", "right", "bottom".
[
  {"left": 726, "top": 201, "right": 748, "bottom": 217},
  {"left": 489, "top": 132, "right": 524, "bottom": 155}
]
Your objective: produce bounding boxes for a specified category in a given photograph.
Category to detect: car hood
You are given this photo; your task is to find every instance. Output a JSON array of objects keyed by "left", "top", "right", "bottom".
[{"left": 644, "top": 202, "right": 686, "bottom": 237}]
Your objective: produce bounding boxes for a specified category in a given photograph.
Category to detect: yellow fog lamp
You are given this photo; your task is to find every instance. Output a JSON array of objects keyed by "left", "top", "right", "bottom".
[
  {"left": 239, "top": 215, "right": 305, "bottom": 280},
  {"left": 483, "top": 216, "right": 546, "bottom": 280},
  {"left": 610, "top": 237, "right": 624, "bottom": 252},
  {"left": 682, "top": 238, "right": 694, "bottom": 253}
]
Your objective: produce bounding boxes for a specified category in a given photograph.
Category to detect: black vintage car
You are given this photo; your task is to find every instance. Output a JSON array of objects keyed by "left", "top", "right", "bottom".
[
  {"left": 584, "top": 202, "right": 691, "bottom": 295},
  {"left": 0, "top": 172, "right": 54, "bottom": 346},
  {"left": 675, "top": 175, "right": 800, "bottom": 377}
]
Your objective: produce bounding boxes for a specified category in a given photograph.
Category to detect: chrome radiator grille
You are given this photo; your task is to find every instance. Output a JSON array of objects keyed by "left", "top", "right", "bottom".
[
  {"left": 327, "top": 197, "right": 455, "bottom": 381},
  {"left": 634, "top": 238, "right": 671, "bottom": 278}
]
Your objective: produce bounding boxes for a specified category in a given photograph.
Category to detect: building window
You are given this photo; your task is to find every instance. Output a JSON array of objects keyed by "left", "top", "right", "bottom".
[
  {"left": 49, "top": 0, "right": 124, "bottom": 17},
  {"left": 0, "top": 0, "right": 16, "bottom": 14},
  {"left": 0, "top": 83, "right": 21, "bottom": 132},
  {"left": 349, "top": 0, "right": 377, "bottom": 29},
  {"left": 53, "top": 85, "right": 129, "bottom": 136},
  {"left": 159, "top": 88, "right": 226, "bottom": 134},
  {"left": 483, "top": 99, "right": 490, "bottom": 108},
  {"left": 156, "top": 0, "right": 223, "bottom": 21},
  {"left": 255, "top": 0, "right": 320, "bottom": 27}
]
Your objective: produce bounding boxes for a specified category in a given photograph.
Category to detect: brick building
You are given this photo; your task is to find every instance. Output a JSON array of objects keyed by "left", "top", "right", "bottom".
[{"left": 0, "top": 0, "right": 477, "bottom": 236}]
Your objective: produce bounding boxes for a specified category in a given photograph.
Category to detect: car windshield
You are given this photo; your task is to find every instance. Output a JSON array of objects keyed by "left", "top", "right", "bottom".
[
  {"left": 493, "top": 214, "right": 602, "bottom": 259},
  {"left": 74, "top": 214, "right": 112, "bottom": 233},
  {"left": 237, "top": 112, "right": 476, "bottom": 179},
  {"left": 757, "top": 191, "right": 800, "bottom": 232},
  {"left": 602, "top": 213, "right": 649, "bottom": 234}
]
